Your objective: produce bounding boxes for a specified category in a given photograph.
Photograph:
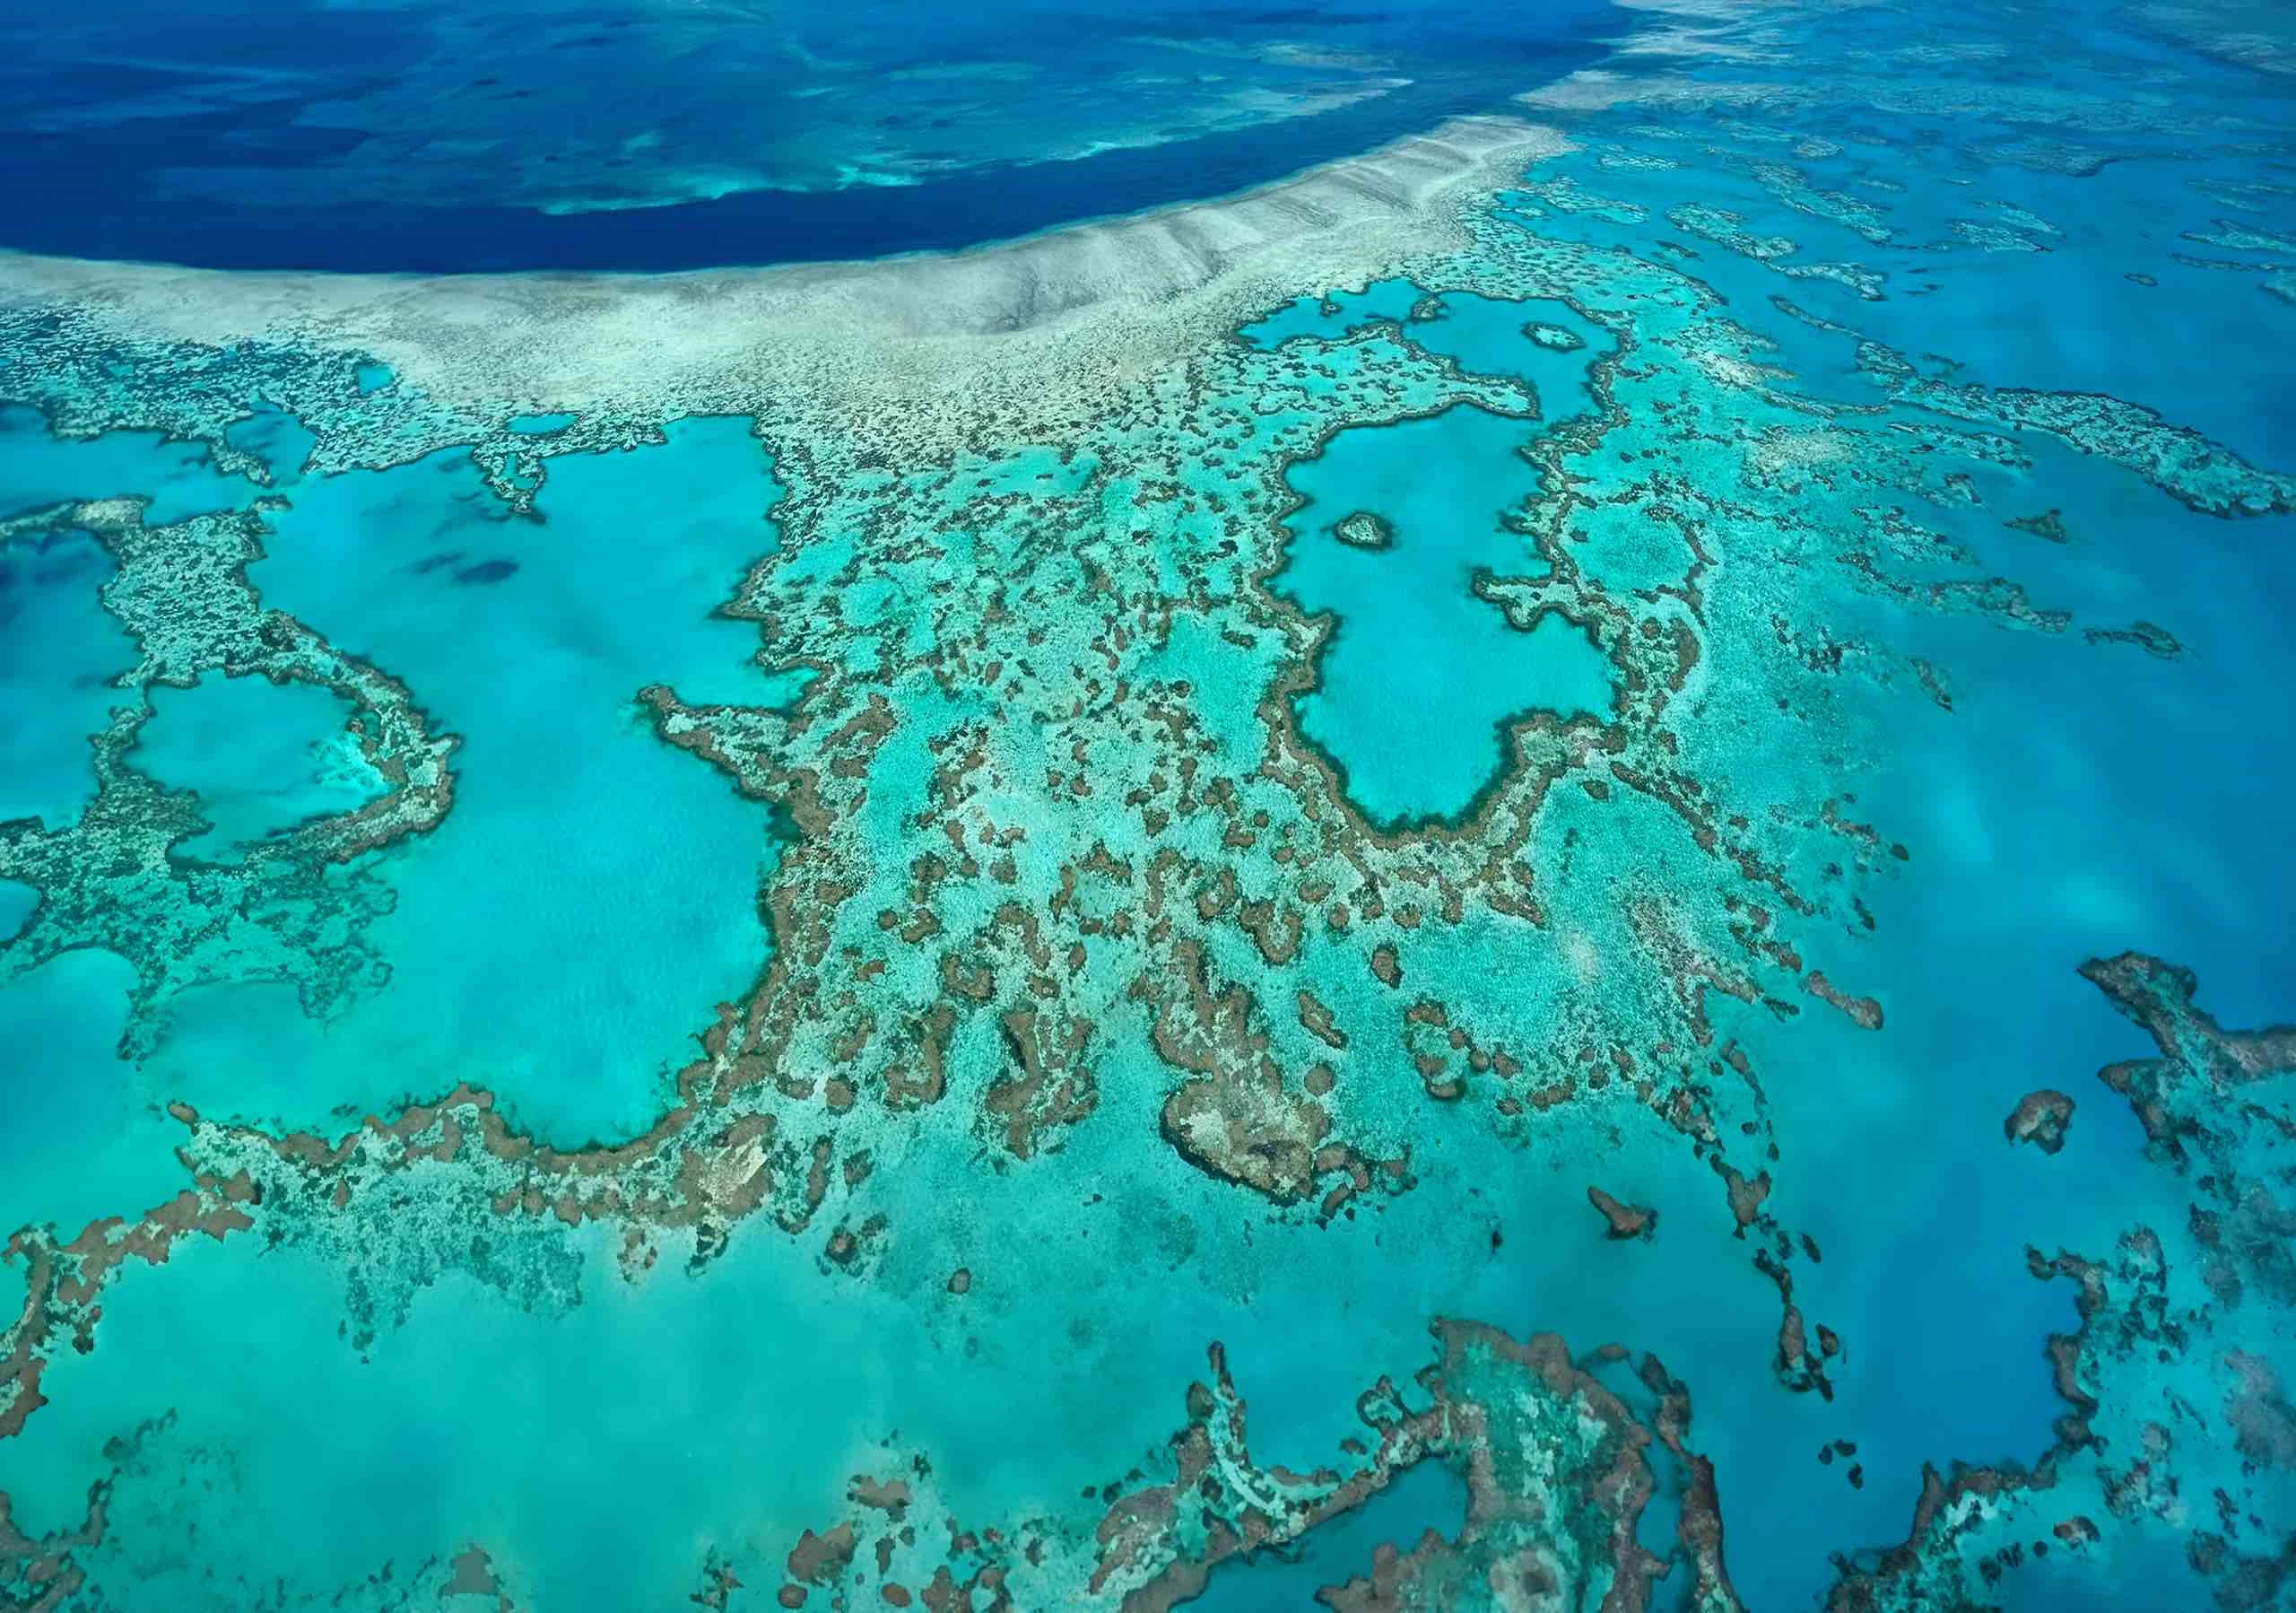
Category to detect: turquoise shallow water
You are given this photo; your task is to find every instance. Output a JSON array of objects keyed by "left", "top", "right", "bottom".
[
  {"left": 0, "top": 950, "right": 186, "bottom": 1240},
  {"left": 140, "top": 417, "right": 791, "bottom": 1146},
  {"left": 0, "top": 528, "right": 131, "bottom": 830},
  {"left": 137, "top": 674, "right": 383, "bottom": 859},
  {"left": 1276, "top": 404, "right": 1616, "bottom": 827},
  {"left": 0, "top": 403, "right": 257, "bottom": 527},
  {"left": 1193, "top": 1460, "right": 1470, "bottom": 1609},
  {"left": 2, "top": 0, "right": 2294, "bottom": 1609}
]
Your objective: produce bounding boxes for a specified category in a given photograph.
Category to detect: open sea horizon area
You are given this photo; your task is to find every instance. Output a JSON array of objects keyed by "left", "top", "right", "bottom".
[{"left": 2, "top": 0, "right": 2293, "bottom": 1607}]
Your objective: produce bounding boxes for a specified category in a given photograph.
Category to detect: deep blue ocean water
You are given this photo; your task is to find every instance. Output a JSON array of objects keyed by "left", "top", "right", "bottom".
[{"left": 0, "top": 0, "right": 1622, "bottom": 270}]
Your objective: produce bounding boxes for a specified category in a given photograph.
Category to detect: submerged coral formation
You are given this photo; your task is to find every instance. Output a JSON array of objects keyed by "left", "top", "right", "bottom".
[{"left": 0, "top": 0, "right": 2292, "bottom": 1607}]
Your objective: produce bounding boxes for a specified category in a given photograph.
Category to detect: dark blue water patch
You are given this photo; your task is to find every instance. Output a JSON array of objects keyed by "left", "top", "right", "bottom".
[{"left": 0, "top": 0, "right": 1626, "bottom": 272}]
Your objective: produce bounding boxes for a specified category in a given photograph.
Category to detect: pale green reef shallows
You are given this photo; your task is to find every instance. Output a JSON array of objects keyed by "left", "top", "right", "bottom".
[{"left": 3, "top": 0, "right": 2296, "bottom": 1609}]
